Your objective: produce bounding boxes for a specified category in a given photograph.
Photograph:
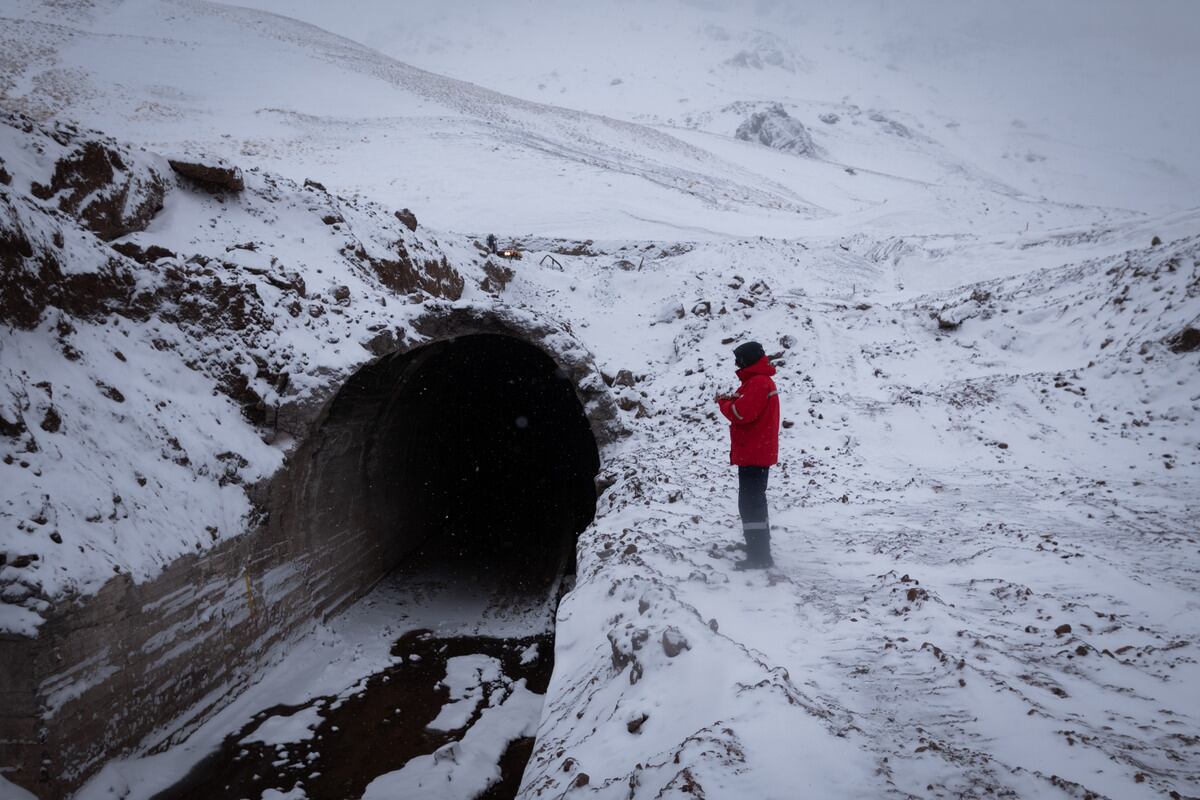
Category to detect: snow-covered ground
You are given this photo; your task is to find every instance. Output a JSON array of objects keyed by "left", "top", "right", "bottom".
[{"left": 2, "top": 0, "right": 1199, "bottom": 798}]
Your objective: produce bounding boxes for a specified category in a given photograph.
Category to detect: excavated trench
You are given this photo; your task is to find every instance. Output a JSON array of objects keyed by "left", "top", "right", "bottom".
[{"left": 156, "top": 334, "right": 600, "bottom": 799}]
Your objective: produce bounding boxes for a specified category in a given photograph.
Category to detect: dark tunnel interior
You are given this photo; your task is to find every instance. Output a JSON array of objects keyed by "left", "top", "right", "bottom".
[{"left": 309, "top": 333, "right": 601, "bottom": 596}]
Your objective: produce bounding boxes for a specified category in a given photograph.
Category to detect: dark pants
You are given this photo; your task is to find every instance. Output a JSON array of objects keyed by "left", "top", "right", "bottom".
[{"left": 738, "top": 466, "right": 771, "bottom": 562}]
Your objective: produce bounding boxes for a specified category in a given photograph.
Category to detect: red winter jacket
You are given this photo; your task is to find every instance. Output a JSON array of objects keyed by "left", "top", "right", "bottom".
[{"left": 717, "top": 356, "right": 780, "bottom": 466}]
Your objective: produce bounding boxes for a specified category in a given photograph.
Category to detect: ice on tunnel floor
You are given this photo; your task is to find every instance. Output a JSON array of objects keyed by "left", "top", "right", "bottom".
[
  {"left": 240, "top": 705, "right": 323, "bottom": 747},
  {"left": 259, "top": 788, "right": 307, "bottom": 800},
  {"left": 428, "top": 654, "right": 506, "bottom": 732}
]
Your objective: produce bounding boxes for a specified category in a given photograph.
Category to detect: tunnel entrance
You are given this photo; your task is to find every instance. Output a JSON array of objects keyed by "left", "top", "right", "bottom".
[
  {"left": 335, "top": 333, "right": 599, "bottom": 586},
  {"left": 284, "top": 332, "right": 601, "bottom": 613},
  {"left": 149, "top": 334, "right": 603, "bottom": 799},
  {"left": 367, "top": 334, "right": 600, "bottom": 586}
]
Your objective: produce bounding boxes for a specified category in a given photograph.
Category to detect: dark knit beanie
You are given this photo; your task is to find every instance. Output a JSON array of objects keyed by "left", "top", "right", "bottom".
[{"left": 733, "top": 341, "right": 765, "bottom": 368}]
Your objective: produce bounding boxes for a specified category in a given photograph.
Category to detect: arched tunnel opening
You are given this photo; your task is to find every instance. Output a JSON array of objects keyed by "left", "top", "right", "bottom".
[
  {"left": 156, "top": 334, "right": 602, "bottom": 799},
  {"left": 364, "top": 333, "right": 600, "bottom": 586},
  {"left": 302, "top": 332, "right": 602, "bottom": 596}
]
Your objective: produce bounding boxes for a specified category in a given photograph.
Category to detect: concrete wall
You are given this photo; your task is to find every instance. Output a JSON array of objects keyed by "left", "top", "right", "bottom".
[{"left": 0, "top": 307, "right": 623, "bottom": 799}]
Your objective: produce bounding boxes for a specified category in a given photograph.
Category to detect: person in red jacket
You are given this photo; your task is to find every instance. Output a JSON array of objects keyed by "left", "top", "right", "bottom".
[{"left": 716, "top": 341, "right": 780, "bottom": 570}]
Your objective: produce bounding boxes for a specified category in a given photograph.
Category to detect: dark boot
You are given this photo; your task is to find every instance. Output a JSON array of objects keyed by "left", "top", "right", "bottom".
[
  {"left": 734, "top": 530, "right": 773, "bottom": 570},
  {"left": 758, "top": 528, "right": 774, "bottom": 567}
]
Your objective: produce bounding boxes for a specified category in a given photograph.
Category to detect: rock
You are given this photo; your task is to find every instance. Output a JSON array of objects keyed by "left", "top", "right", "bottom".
[
  {"left": 110, "top": 242, "right": 176, "bottom": 264},
  {"left": 608, "top": 632, "right": 632, "bottom": 670},
  {"left": 662, "top": 627, "right": 690, "bottom": 657},
  {"left": 691, "top": 300, "right": 711, "bottom": 316},
  {"left": 724, "top": 33, "right": 799, "bottom": 72},
  {"left": 321, "top": 214, "right": 343, "bottom": 225},
  {"left": 480, "top": 259, "right": 515, "bottom": 293},
  {"left": 616, "top": 395, "right": 649, "bottom": 418},
  {"left": 394, "top": 208, "right": 418, "bottom": 232},
  {"left": 626, "top": 713, "right": 649, "bottom": 734},
  {"left": 96, "top": 382, "right": 125, "bottom": 403},
  {"left": 735, "top": 104, "right": 816, "bottom": 156},
  {"left": 654, "top": 302, "right": 685, "bottom": 323},
  {"left": 168, "top": 157, "right": 244, "bottom": 192},
  {"left": 40, "top": 407, "right": 61, "bottom": 433},
  {"left": 365, "top": 327, "right": 404, "bottom": 357},
  {"left": 1167, "top": 326, "right": 1199, "bottom": 353},
  {"left": 819, "top": 112, "right": 839, "bottom": 124},
  {"left": 1054, "top": 623, "right": 1072, "bottom": 637},
  {"left": 166, "top": 158, "right": 243, "bottom": 191},
  {"left": 594, "top": 473, "right": 616, "bottom": 497},
  {"left": 869, "top": 112, "right": 912, "bottom": 138},
  {"left": 1151, "top": 235, "right": 1162, "bottom": 246},
  {"left": 612, "top": 369, "right": 636, "bottom": 387},
  {"left": 355, "top": 243, "right": 464, "bottom": 300},
  {"left": 0, "top": 158, "right": 10, "bottom": 185},
  {"left": 303, "top": 178, "right": 326, "bottom": 191},
  {"left": 261, "top": 269, "right": 306, "bottom": 297},
  {"left": 31, "top": 140, "right": 167, "bottom": 241},
  {"left": 572, "top": 773, "right": 590, "bottom": 788}
]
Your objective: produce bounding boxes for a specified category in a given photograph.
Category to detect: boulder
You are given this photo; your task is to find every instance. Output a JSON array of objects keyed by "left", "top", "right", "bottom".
[
  {"left": 168, "top": 157, "right": 244, "bottom": 192},
  {"left": 662, "top": 627, "right": 690, "bottom": 657},
  {"left": 394, "top": 208, "right": 418, "bottom": 232},
  {"left": 736, "top": 104, "right": 816, "bottom": 156},
  {"left": 30, "top": 139, "right": 167, "bottom": 241}
]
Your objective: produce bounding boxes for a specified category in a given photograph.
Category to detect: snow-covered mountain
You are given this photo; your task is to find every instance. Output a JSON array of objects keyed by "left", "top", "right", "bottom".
[
  {"left": 6, "top": 0, "right": 1197, "bottom": 241},
  {"left": 1, "top": 1, "right": 1198, "bottom": 799},
  {"left": 231, "top": 0, "right": 1200, "bottom": 215}
]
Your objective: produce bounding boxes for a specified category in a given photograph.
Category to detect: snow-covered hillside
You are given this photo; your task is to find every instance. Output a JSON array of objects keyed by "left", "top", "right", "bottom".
[
  {"left": 232, "top": 0, "right": 1200, "bottom": 215},
  {"left": 1, "top": 0, "right": 1198, "bottom": 798},
  {"left": 6, "top": 0, "right": 1194, "bottom": 241},
  {"left": 0, "top": 111, "right": 475, "bottom": 632}
]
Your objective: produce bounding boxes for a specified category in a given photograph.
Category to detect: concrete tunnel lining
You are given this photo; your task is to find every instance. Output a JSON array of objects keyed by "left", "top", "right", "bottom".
[{"left": 284, "top": 332, "right": 602, "bottom": 597}]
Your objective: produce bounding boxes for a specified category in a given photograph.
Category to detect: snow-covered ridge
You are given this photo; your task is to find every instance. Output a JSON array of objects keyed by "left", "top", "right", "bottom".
[
  {"left": 7, "top": 0, "right": 1184, "bottom": 244},
  {"left": 0, "top": 111, "right": 482, "bottom": 631},
  {"left": 509, "top": 227, "right": 1198, "bottom": 798}
]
